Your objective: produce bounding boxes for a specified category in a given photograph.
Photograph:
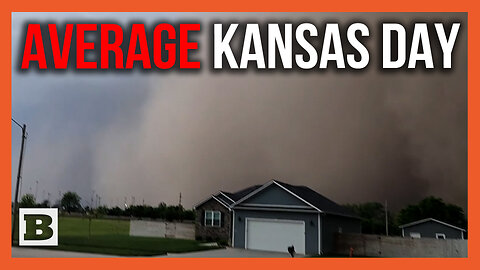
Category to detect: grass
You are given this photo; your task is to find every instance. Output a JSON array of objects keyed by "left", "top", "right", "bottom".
[{"left": 16, "top": 216, "right": 218, "bottom": 256}]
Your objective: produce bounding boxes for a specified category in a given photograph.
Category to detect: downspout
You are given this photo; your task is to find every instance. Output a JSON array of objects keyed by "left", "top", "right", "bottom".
[
  {"left": 232, "top": 210, "right": 235, "bottom": 247},
  {"left": 318, "top": 213, "right": 322, "bottom": 255}
]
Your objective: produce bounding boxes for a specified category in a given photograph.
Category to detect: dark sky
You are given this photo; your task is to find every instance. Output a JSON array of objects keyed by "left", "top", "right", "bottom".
[{"left": 11, "top": 13, "right": 467, "bottom": 211}]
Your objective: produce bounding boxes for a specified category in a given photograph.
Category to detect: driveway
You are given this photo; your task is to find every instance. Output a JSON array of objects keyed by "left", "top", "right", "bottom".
[
  {"left": 163, "top": 247, "right": 302, "bottom": 258},
  {"left": 12, "top": 247, "right": 118, "bottom": 258},
  {"left": 12, "top": 247, "right": 302, "bottom": 258}
]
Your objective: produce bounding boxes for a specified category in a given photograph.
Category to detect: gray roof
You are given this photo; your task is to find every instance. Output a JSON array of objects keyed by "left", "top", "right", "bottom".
[
  {"left": 273, "top": 180, "right": 358, "bottom": 218},
  {"left": 221, "top": 185, "right": 261, "bottom": 201},
  {"left": 213, "top": 193, "right": 234, "bottom": 206},
  {"left": 399, "top": 218, "right": 466, "bottom": 232},
  {"left": 197, "top": 180, "right": 357, "bottom": 218},
  {"left": 195, "top": 185, "right": 262, "bottom": 209}
]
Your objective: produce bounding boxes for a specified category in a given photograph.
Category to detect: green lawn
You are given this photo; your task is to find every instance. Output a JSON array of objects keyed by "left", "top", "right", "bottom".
[
  {"left": 59, "top": 216, "right": 129, "bottom": 237},
  {"left": 16, "top": 216, "right": 218, "bottom": 256}
]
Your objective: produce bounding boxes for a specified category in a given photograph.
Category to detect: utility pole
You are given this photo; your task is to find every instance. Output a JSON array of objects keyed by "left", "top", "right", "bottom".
[
  {"left": 35, "top": 180, "right": 39, "bottom": 201},
  {"left": 179, "top": 192, "right": 182, "bottom": 206},
  {"left": 91, "top": 191, "right": 95, "bottom": 209},
  {"left": 12, "top": 122, "right": 26, "bottom": 246},
  {"left": 385, "top": 200, "right": 389, "bottom": 236}
]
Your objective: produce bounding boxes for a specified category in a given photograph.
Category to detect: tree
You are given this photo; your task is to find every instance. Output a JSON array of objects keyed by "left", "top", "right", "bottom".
[
  {"left": 37, "top": 199, "right": 50, "bottom": 208},
  {"left": 107, "top": 206, "right": 123, "bottom": 216},
  {"left": 61, "top": 191, "right": 82, "bottom": 213},
  {"left": 19, "top": 194, "right": 36, "bottom": 208},
  {"left": 182, "top": 209, "right": 195, "bottom": 220},
  {"left": 96, "top": 206, "right": 109, "bottom": 215},
  {"left": 397, "top": 196, "right": 467, "bottom": 229},
  {"left": 344, "top": 202, "right": 399, "bottom": 235}
]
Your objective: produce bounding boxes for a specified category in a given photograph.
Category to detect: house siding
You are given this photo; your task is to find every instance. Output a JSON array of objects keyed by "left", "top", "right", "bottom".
[
  {"left": 321, "top": 214, "right": 362, "bottom": 255},
  {"left": 195, "top": 198, "right": 232, "bottom": 244},
  {"left": 241, "top": 184, "right": 310, "bottom": 207},
  {"left": 402, "top": 221, "right": 464, "bottom": 239},
  {"left": 233, "top": 209, "right": 320, "bottom": 254},
  {"left": 194, "top": 181, "right": 362, "bottom": 255}
]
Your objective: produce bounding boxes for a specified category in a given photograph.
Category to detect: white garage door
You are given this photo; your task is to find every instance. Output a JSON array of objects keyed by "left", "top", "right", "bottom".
[{"left": 245, "top": 218, "right": 305, "bottom": 254}]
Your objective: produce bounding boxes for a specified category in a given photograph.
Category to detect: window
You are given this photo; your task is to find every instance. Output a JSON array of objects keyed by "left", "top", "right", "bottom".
[
  {"left": 204, "top": 210, "right": 221, "bottom": 227},
  {"left": 410, "top": 232, "right": 421, "bottom": 239},
  {"left": 436, "top": 233, "right": 446, "bottom": 239}
]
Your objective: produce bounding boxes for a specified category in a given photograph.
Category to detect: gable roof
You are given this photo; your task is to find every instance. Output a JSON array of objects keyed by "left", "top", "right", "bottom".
[
  {"left": 399, "top": 218, "right": 466, "bottom": 232},
  {"left": 214, "top": 193, "right": 234, "bottom": 206},
  {"left": 195, "top": 179, "right": 358, "bottom": 218},
  {"left": 232, "top": 179, "right": 358, "bottom": 218},
  {"left": 194, "top": 193, "right": 232, "bottom": 210},
  {"left": 275, "top": 181, "right": 357, "bottom": 218},
  {"left": 222, "top": 185, "right": 262, "bottom": 201},
  {"left": 194, "top": 184, "right": 262, "bottom": 210}
]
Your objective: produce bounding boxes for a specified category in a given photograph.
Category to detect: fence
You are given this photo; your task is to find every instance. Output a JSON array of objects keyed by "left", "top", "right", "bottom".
[
  {"left": 334, "top": 233, "right": 467, "bottom": 257},
  {"left": 129, "top": 219, "right": 195, "bottom": 240}
]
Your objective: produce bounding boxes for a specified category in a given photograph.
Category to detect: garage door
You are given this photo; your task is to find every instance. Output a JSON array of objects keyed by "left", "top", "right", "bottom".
[{"left": 245, "top": 218, "right": 305, "bottom": 254}]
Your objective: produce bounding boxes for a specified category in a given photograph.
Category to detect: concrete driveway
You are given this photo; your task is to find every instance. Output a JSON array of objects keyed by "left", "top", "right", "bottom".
[
  {"left": 163, "top": 247, "right": 302, "bottom": 258},
  {"left": 12, "top": 247, "right": 302, "bottom": 258},
  {"left": 12, "top": 247, "right": 118, "bottom": 258}
]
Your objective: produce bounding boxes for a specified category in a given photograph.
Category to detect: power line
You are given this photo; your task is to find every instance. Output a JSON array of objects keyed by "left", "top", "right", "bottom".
[
  {"left": 11, "top": 118, "right": 22, "bottom": 129},
  {"left": 11, "top": 119, "right": 27, "bottom": 246}
]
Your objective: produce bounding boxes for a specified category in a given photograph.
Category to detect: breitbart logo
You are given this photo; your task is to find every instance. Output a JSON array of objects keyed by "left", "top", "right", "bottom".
[{"left": 19, "top": 208, "right": 58, "bottom": 246}]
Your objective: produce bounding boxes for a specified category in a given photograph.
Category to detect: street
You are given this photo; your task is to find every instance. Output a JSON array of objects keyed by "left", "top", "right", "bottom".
[{"left": 12, "top": 247, "right": 302, "bottom": 258}]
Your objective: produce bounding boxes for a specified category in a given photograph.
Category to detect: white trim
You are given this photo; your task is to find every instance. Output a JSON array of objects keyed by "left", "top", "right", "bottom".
[
  {"left": 318, "top": 213, "right": 322, "bottom": 255},
  {"left": 232, "top": 210, "right": 236, "bottom": 246},
  {"left": 241, "top": 203, "right": 313, "bottom": 209},
  {"left": 409, "top": 232, "right": 421, "bottom": 239},
  {"left": 244, "top": 217, "right": 248, "bottom": 250},
  {"left": 195, "top": 192, "right": 233, "bottom": 210},
  {"left": 399, "top": 218, "right": 466, "bottom": 232},
  {"left": 244, "top": 217, "right": 306, "bottom": 253},
  {"left": 232, "top": 180, "right": 323, "bottom": 213},
  {"left": 246, "top": 217, "right": 306, "bottom": 224},
  {"left": 461, "top": 231, "right": 464, "bottom": 240},
  {"left": 274, "top": 181, "right": 323, "bottom": 212},
  {"left": 194, "top": 194, "right": 216, "bottom": 209},
  {"left": 204, "top": 210, "right": 222, "bottom": 227},
  {"left": 211, "top": 196, "right": 232, "bottom": 211},
  {"left": 219, "top": 191, "right": 235, "bottom": 203},
  {"left": 233, "top": 180, "right": 273, "bottom": 206},
  {"left": 234, "top": 206, "right": 319, "bottom": 213},
  {"left": 204, "top": 211, "right": 209, "bottom": 226},
  {"left": 194, "top": 193, "right": 231, "bottom": 210},
  {"left": 436, "top": 233, "right": 446, "bottom": 239}
]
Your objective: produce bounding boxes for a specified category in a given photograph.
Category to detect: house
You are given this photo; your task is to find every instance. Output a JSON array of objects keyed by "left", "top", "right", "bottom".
[
  {"left": 194, "top": 179, "right": 361, "bottom": 255},
  {"left": 194, "top": 184, "right": 260, "bottom": 245},
  {"left": 399, "top": 218, "right": 466, "bottom": 239}
]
